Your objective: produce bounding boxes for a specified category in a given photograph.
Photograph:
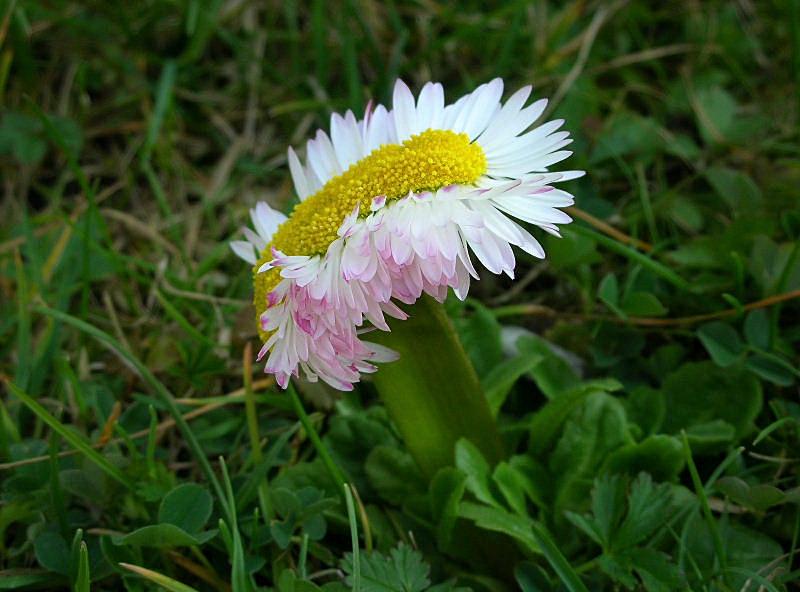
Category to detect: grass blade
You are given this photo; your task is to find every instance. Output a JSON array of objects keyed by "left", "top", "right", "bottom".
[
  {"left": 119, "top": 563, "right": 200, "bottom": 592},
  {"left": 74, "top": 541, "right": 90, "bottom": 592},
  {"left": 569, "top": 224, "right": 693, "bottom": 293},
  {"left": 220, "top": 457, "right": 252, "bottom": 592},
  {"left": 32, "top": 305, "right": 229, "bottom": 521},
  {"left": 287, "top": 382, "right": 347, "bottom": 491},
  {"left": 682, "top": 431, "right": 729, "bottom": 586},
  {"left": 4, "top": 380, "right": 134, "bottom": 490},
  {"left": 344, "top": 484, "right": 360, "bottom": 592},
  {"left": 529, "top": 521, "right": 589, "bottom": 592}
]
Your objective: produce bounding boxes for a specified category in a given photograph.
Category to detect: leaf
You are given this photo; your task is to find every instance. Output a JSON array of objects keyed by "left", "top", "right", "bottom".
[
  {"left": 620, "top": 292, "right": 667, "bottom": 317},
  {"left": 682, "top": 516, "right": 783, "bottom": 590},
  {"left": 458, "top": 502, "right": 539, "bottom": 554},
  {"left": 564, "top": 511, "right": 604, "bottom": 548},
  {"left": 158, "top": 483, "right": 213, "bottom": 534},
  {"left": 613, "top": 474, "right": 673, "bottom": 550},
  {"left": 517, "top": 334, "right": 582, "bottom": 399},
  {"left": 624, "top": 387, "right": 665, "bottom": 436},
  {"left": 341, "top": 544, "right": 431, "bottom": 592},
  {"left": 454, "top": 439, "right": 498, "bottom": 507},
  {"left": 590, "top": 113, "right": 662, "bottom": 164},
  {"left": 455, "top": 302, "right": 503, "bottom": 378},
  {"left": 119, "top": 563, "right": 201, "bottom": 592},
  {"left": 429, "top": 468, "right": 467, "bottom": 548},
  {"left": 0, "top": 111, "right": 83, "bottom": 164},
  {"left": 705, "top": 167, "right": 762, "bottom": 211},
  {"left": 270, "top": 520, "right": 294, "bottom": 550},
  {"left": 365, "top": 446, "right": 426, "bottom": 505},
  {"left": 48, "top": 115, "right": 84, "bottom": 157},
  {"left": 495, "top": 455, "right": 549, "bottom": 510},
  {"left": 529, "top": 379, "right": 622, "bottom": 456},
  {"left": 693, "top": 85, "right": 737, "bottom": 144},
  {"left": 660, "top": 362, "right": 762, "bottom": 450},
  {"left": 627, "top": 548, "right": 683, "bottom": 592},
  {"left": 598, "top": 555, "right": 637, "bottom": 589},
  {"left": 748, "top": 236, "right": 799, "bottom": 293},
  {"left": 492, "top": 462, "right": 528, "bottom": 515},
  {"left": 546, "top": 229, "right": 601, "bottom": 268},
  {"left": 0, "top": 570, "right": 61, "bottom": 589},
  {"left": 603, "top": 435, "right": 685, "bottom": 481},
  {"left": 482, "top": 352, "right": 543, "bottom": 416},
  {"left": 272, "top": 487, "right": 300, "bottom": 516},
  {"left": 590, "top": 323, "right": 645, "bottom": 368},
  {"left": 324, "top": 409, "right": 399, "bottom": 495},
  {"left": 684, "top": 420, "right": 736, "bottom": 449},
  {"left": 74, "top": 542, "right": 90, "bottom": 592},
  {"left": 598, "top": 273, "right": 619, "bottom": 307},
  {"left": 0, "top": 112, "right": 47, "bottom": 164},
  {"left": 590, "top": 473, "right": 626, "bottom": 550},
  {"left": 697, "top": 322, "right": 744, "bottom": 367},
  {"left": 276, "top": 569, "right": 326, "bottom": 592},
  {"left": 113, "top": 524, "right": 216, "bottom": 548},
  {"left": 34, "top": 532, "right": 70, "bottom": 575},
  {"left": 715, "top": 477, "right": 786, "bottom": 512},
  {"left": 746, "top": 353, "right": 795, "bottom": 386},
  {"left": 743, "top": 309, "right": 770, "bottom": 349},
  {"left": 515, "top": 562, "right": 555, "bottom": 592},
  {"left": 549, "top": 392, "right": 634, "bottom": 513}
]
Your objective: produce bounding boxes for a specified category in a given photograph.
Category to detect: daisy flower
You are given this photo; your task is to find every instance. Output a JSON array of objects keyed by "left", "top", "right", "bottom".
[{"left": 231, "top": 79, "right": 583, "bottom": 390}]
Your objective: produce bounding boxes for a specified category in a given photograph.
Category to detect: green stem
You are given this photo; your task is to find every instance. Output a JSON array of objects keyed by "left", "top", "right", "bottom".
[{"left": 370, "top": 295, "right": 503, "bottom": 478}]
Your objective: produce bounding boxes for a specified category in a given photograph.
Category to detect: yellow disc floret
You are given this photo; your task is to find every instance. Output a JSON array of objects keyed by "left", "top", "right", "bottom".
[
  {"left": 253, "top": 128, "right": 487, "bottom": 338},
  {"left": 273, "top": 129, "right": 486, "bottom": 256}
]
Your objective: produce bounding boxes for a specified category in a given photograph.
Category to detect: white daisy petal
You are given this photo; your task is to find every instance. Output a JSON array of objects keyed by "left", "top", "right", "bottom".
[
  {"left": 457, "top": 78, "right": 504, "bottom": 140},
  {"left": 415, "top": 82, "right": 445, "bottom": 132},
  {"left": 287, "top": 146, "right": 311, "bottom": 200},
  {"left": 392, "top": 79, "right": 417, "bottom": 142},
  {"left": 230, "top": 240, "right": 256, "bottom": 264}
]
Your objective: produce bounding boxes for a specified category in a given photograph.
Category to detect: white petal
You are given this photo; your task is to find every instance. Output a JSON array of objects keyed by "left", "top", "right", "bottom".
[
  {"left": 415, "top": 82, "right": 444, "bottom": 132},
  {"left": 365, "top": 104, "right": 392, "bottom": 152},
  {"left": 230, "top": 240, "right": 256, "bottom": 264},
  {"left": 330, "top": 110, "right": 364, "bottom": 169},
  {"left": 251, "top": 202, "right": 287, "bottom": 243},
  {"left": 243, "top": 227, "right": 266, "bottom": 252},
  {"left": 392, "top": 79, "right": 416, "bottom": 142},
  {"left": 306, "top": 130, "right": 342, "bottom": 185},
  {"left": 287, "top": 147, "right": 311, "bottom": 200},
  {"left": 453, "top": 78, "right": 504, "bottom": 139}
]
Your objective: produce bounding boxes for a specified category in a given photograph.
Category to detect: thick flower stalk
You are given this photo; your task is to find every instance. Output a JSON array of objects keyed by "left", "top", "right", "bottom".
[{"left": 232, "top": 79, "right": 581, "bottom": 471}]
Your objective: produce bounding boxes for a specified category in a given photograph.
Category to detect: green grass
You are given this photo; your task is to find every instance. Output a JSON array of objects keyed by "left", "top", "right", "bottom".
[{"left": 1, "top": 1, "right": 799, "bottom": 590}]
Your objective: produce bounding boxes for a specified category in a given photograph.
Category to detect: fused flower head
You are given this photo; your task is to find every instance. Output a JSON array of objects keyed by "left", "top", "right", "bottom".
[{"left": 231, "top": 79, "right": 583, "bottom": 390}]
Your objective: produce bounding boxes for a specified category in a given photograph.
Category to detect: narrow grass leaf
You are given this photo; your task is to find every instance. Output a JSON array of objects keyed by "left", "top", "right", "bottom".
[
  {"left": 345, "top": 484, "right": 360, "bottom": 592},
  {"left": 287, "top": 382, "right": 347, "bottom": 491},
  {"left": 570, "top": 225, "right": 693, "bottom": 293},
  {"left": 5, "top": 381, "right": 134, "bottom": 490},
  {"left": 682, "top": 431, "right": 729, "bottom": 586},
  {"left": 74, "top": 542, "right": 89, "bottom": 592},
  {"left": 32, "top": 305, "right": 229, "bottom": 520},
  {"left": 119, "top": 563, "right": 200, "bottom": 592},
  {"left": 529, "top": 521, "right": 590, "bottom": 592}
]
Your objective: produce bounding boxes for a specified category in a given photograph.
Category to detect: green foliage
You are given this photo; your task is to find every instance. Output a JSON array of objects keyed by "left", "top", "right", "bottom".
[
  {"left": 111, "top": 484, "right": 216, "bottom": 548},
  {"left": 1, "top": 0, "right": 798, "bottom": 590},
  {"left": 341, "top": 544, "right": 433, "bottom": 592},
  {"left": 660, "top": 362, "right": 762, "bottom": 449}
]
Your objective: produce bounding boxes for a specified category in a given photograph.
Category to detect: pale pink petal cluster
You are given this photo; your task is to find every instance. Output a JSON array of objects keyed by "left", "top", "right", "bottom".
[{"left": 232, "top": 79, "right": 583, "bottom": 390}]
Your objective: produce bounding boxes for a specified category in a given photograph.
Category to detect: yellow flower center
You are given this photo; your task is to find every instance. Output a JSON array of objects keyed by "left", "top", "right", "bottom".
[{"left": 252, "top": 128, "right": 487, "bottom": 336}]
